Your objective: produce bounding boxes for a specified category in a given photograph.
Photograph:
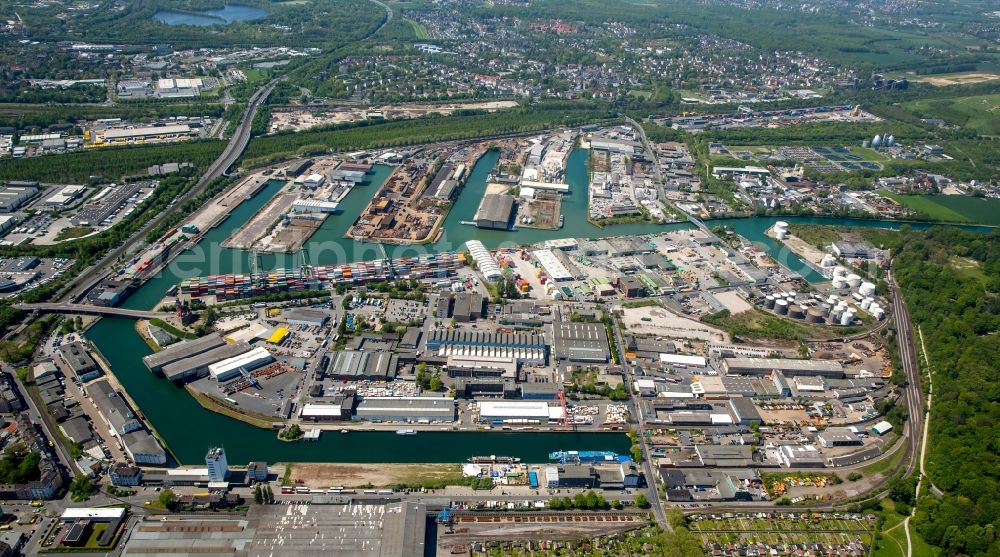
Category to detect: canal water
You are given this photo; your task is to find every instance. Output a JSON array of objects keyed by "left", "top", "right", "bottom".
[{"left": 88, "top": 147, "right": 983, "bottom": 464}]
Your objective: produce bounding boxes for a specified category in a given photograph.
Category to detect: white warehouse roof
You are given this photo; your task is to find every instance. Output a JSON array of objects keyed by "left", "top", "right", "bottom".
[
  {"left": 532, "top": 249, "right": 572, "bottom": 281},
  {"left": 465, "top": 240, "right": 502, "bottom": 281},
  {"left": 479, "top": 400, "right": 551, "bottom": 420},
  {"left": 659, "top": 353, "right": 707, "bottom": 367},
  {"left": 208, "top": 346, "right": 273, "bottom": 381},
  {"left": 62, "top": 507, "right": 126, "bottom": 520}
]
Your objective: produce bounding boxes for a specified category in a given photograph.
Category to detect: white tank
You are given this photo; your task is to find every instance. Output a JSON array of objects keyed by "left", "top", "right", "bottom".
[
  {"left": 841, "top": 310, "right": 855, "bottom": 326},
  {"left": 833, "top": 266, "right": 848, "bottom": 278},
  {"left": 847, "top": 274, "right": 863, "bottom": 288},
  {"left": 764, "top": 295, "right": 776, "bottom": 309},
  {"left": 775, "top": 299, "right": 789, "bottom": 314},
  {"left": 869, "top": 303, "right": 881, "bottom": 313},
  {"left": 859, "top": 281, "right": 877, "bottom": 296},
  {"left": 831, "top": 307, "right": 844, "bottom": 321},
  {"left": 832, "top": 278, "right": 847, "bottom": 289},
  {"left": 872, "top": 308, "right": 885, "bottom": 320},
  {"left": 873, "top": 134, "right": 882, "bottom": 147},
  {"left": 775, "top": 229, "right": 787, "bottom": 240},
  {"left": 775, "top": 220, "right": 789, "bottom": 229},
  {"left": 826, "top": 296, "right": 839, "bottom": 305},
  {"left": 788, "top": 291, "right": 797, "bottom": 298},
  {"left": 886, "top": 135, "right": 895, "bottom": 147},
  {"left": 860, "top": 298, "right": 873, "bottom": 310},
  {"left": 821, "top": 254, "right": 836, "bottom": 267}
]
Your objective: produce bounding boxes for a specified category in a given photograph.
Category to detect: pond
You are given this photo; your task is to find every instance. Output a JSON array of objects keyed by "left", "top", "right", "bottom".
[{"left": 154, "top": 4, "right": 267, "bottom": 26}]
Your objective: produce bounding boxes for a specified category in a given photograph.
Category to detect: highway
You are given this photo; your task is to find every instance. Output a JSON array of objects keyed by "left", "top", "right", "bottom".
[
  {"left": 58, "top": 80, "right": 277, "bottom": 304},
  {"left": 15, "top": 303, "right": 171, "bottom": 320}
]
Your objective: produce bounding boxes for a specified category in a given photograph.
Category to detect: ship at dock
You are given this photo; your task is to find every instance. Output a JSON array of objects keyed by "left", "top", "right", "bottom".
[
  {"left": 549, "top": 450, "right": 624, "bottom": 464},
  {"left": 396, "top": 429, "right": 417, "bottom": 436}
]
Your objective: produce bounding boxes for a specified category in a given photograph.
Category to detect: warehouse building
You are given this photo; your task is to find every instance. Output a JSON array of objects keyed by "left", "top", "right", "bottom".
[
  {"left": 721, "top": 357, "right": 845, "bottom": 379},
  {"left": 44, "top": 185, "right": 86, "bottom": 207},
  {"left": 473, "top": 194, "right": 515, "bottom": 230},
  {"left": 121, "top": 430, "right": 166, "bottom": 465},
  {"left": 817, "top": 427, "right": 862, "bottom": 448},
  {"left": 532, "top": 249, "right": 573, "bottom": 281},
  {"left": 778, "top": 445, "right": 824, "bottom": 467},
  {"left": 452, "top": 292, "right": 484, "bottom": 322},
  {"left": 89, "top": 380, "right": 142, "bottom": 435},
  {"left": 660, "top": 469, "right": 760, "bottom": 502},
  {"left": 0, "top": 185, "right": 38, "bottom": 212},
  {"left": 59, "top": 342, "right": 102, "bottom": 382},
  {"left": 299, "top": 396, "right": 355, "bottom": 422},
  {"left": 97, "top": 124, "right": 194, "bottom": 143},
  {"left": 285, "top": 308, "right": 330, "bottom": 328},
  {"left": 353, "top": 396, "right": 455, "bottom": 422},
  {"left": 445, "top": 355, "right": 517, "bottom": 380},
  {"left": 208, "top": 346, "right": 274, "bottom": 382},
  {"left": 695, "top": 444, "right": 754, "bottom": 467},
  {"left": 478, "top": 400, "right": 561, "bottom": 423},
  {"left": 727, "top": 398, "right": 762, "bottom": 426},
  {"left": 465, "top": 240, "right": 501, "bottom": 281},
  {"left": 550, "top": 322, "right": 611, "bottom": 363},
  {"left": 143, "top": 334, "right": 226, "bottom": 374},
  {"left": 326, "top": 350, "right": 398, "bottom": 381},
  {"left": 159, "top": 342, "right": 252, "bottom": 383}
]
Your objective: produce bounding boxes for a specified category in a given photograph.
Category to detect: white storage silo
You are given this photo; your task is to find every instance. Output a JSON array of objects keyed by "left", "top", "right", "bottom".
[
  {"left": 847, "top": 274, "right": 863, "bottom": 288},
  {"left": 859, "top": 281, "right": 877, "bottom": 297}
]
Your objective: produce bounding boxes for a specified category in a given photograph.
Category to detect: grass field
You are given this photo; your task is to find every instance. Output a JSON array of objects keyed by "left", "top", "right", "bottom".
[
  {"left": 787, "top": 224, "right": 843, "bottom": 248},
  {"left": 403, "top": 18, "right": 429, "bottom": 38},
  {"left": 903, "top": 93, "right": 1000, "bottom": 136},
  {"left": 880, "top": 191, "right": 1000, "bottom": 225}
]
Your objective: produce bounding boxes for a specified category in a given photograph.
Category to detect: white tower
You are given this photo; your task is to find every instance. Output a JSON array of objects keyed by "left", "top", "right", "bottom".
[{"left": 206, "top": 447, "right": 228, "bottom": 482}]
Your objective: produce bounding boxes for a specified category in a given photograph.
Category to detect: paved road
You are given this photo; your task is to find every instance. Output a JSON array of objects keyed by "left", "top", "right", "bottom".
[
  {"left": 16, "top": 303, "right": 171, "bottom": 320},
  {"left": 59, "top": 81, "right": 276, "bottom": 304}
]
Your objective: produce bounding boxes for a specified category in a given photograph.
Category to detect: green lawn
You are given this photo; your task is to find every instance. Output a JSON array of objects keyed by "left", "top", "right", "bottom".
[
  {"left": 904, "top": 93, "right": 1000, "bottom": 136},
  {"left": 881, "top": 192, "right": 1000, "bottom": 225},
  {"left": 403, "top": 18, "right": 429, "bottom": 39},
  {"left": 880, "top": 191, "right": 968, "bottom": 222},
  {"left": 851, "top": 146, "right": 888, "bottom": 161}
]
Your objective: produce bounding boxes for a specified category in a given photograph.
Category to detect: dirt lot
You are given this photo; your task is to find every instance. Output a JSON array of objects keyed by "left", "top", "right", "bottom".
[
  {"left": 270, "top": 100, "right": 520, "bottom": 133},
  {"left": 288, "top": 463, "right": 463, "bottom": 488},
  {"left": 620, "top": 305, "right": 728, "bottom": 342},
  {"left": 714, "top": 290, "right": 753, "bottom": 314},
  {"left": 910, "top": 71, "right": 1000, "bottom": 87}
]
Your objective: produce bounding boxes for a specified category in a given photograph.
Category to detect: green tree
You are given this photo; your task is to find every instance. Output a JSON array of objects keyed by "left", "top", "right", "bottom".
[
  {"left": 634, "top": 493, "right": 650, "bottom": 509},
  {"left": 254, "top": 484, "right": 263, "bottom": 505},
  {"left": 158, "top": 488, "right": 178, "bottom": 510},
  {"left": 69, "top": 474, "right": 93, "bottom": 502}
]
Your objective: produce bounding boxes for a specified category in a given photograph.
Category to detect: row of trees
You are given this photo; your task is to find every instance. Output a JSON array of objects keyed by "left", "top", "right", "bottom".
[{"left": 870, "top": 226, "right": 999, "bottom": 556}]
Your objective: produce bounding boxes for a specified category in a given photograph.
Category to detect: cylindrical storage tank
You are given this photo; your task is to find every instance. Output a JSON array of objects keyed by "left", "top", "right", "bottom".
[
  {"left": 820, "top": 303, "right": 832, "bottom": 316},
  {"left": 775, "top": 229, "right": 787, "bottom": 240},
  {"left": 826, "top": 295, "right": 839, "bottom": 305},
  {"left": 860, "top": 281, "right": 877, "bottom": 297},
  {"left": 764, "top": 295, "right": 776, "bottom": 309},
  {"left": 775, "top": 299, "right": 789, "bottom": 315},
  {"left": 833, "top": 266, "right": 848, "bottom": 278},
  {"left": 869, "top": 303, "right": 881, "bottom": 314},
  {"left": 872, "top": 308, "right": 885, "bottom": 320},
  {"left": 775, "top": 220, "right": 789, "bottom": 230},
  {"left": 847, "top": 274, "right": 863, "bottom": 288},
  {"left": 788, "top": 291, "right": 797, "bottom": 298},
  {"left": 831, "top": 306, "right": 844, "bottom": 321},
  {"left": 841, "top": 310, "right": 856, "bottom": 326},
  {"left": 789, "top": 305, "right": 805, "bottom": 319},
  {"left": 821, "top": 254, "right": 836, "bottom": 267},
  {"left": 832, "top": 278, "right": 847, "bottom": 289},
  {"left": 807, "top": 309, "right": 825, "bottom": 323},
  {"left": 860, "top": 297, "right": 873, "bottom": 311}
]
